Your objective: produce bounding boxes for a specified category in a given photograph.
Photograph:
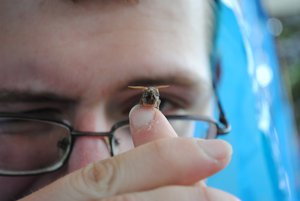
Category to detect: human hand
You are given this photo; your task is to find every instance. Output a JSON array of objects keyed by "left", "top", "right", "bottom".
[{"left": 19, "top": 105, "right": 239, "bottom": 201}]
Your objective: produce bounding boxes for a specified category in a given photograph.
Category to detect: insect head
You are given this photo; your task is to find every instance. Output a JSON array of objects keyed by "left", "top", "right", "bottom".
[{"left": 128, "top": 85, "right": 169, "bottom": 109}]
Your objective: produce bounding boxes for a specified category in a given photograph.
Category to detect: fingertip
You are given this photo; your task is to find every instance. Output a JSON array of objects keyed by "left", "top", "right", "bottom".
[
  {"left": 129, "top": 104, "right": 177, "bottom": 147},
  {"left": 129, "top": 104, "right": 156, "bottom": 133}
]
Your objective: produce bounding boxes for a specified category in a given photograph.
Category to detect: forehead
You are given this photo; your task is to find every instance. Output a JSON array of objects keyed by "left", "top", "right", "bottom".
[{"left": 0, "top": 0, "right": 214, "bottom": 100}]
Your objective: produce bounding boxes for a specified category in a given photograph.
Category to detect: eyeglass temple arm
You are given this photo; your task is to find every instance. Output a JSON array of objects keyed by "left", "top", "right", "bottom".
[{"left": 213, "top": 81, "right": 231, "bottom": 134}]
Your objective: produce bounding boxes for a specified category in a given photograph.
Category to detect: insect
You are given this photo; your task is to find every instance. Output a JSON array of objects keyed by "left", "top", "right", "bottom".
[{"left": 128, "top": 85, "right": 169, "bottom": 109}]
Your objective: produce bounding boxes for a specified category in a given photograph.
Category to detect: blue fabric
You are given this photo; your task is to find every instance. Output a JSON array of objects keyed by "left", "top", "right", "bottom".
[{"left": 206, "top": 1, "right": 300, "bottom": 200}]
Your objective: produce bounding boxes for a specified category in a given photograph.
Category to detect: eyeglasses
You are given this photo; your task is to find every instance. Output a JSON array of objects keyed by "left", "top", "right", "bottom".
[{"left": 0, "top": 93, "right": 230, "bottom": 176}]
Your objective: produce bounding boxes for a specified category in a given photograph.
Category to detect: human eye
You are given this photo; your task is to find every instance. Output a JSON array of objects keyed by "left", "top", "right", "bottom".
[
  {"left": 0, "top": 106, "right": 67, "bottom": 120},
  {"left": 20, "top": 108, "right": 64, "bottom": 119},
  {"left": 0, "top": 108, "right": 66, "bottom": 135},
  {"left": 0, "top": 90, "right": 75, "bottom": 120},
  {"left": 158, "top": 95, "right": 189, "bottom": 115},
  {"left": 112, "top": 92, "right": 190, "bottom": 120},
  {"left": 0, "top": 118, "right": 53, "bottom": 135}
]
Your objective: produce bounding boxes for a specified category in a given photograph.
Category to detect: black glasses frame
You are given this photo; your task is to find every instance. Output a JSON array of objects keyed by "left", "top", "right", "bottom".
[{"left": 0, "top": 86, "right": 230, "bottom": 176}]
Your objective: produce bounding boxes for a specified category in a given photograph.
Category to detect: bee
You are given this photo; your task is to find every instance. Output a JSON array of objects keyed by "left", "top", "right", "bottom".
[{"left": 128, "top": 85, "right": 169, "bottom": 109}]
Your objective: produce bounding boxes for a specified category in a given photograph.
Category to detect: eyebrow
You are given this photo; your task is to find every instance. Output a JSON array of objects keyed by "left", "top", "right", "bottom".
[
  {"left": 0, "top": 90, "right": 75, "bottom": 104},
  {"left": 121, "top": 75, "right": 212, "bottom": 100},
  {"left": 0, "top": 75, "right": 210, "bottom": 103}
]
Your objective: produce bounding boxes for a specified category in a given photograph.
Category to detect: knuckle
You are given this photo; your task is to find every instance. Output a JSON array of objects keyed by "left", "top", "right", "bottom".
[{"left": 80, "top": 159, "right": 120, "bottom": 197}]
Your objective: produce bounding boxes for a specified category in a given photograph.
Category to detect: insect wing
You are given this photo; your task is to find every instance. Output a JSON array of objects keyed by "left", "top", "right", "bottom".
[
  {"left": 128, "top": 86, "right": 148, "bottom": 90},
  {"left": 155, "top": 85, "right": 170, "bottom": 89}
]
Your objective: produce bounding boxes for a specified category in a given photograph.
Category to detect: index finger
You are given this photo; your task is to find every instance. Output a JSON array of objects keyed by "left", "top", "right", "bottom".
[{"left": 20, "top": 138, "right": 232, "bottom": 201}]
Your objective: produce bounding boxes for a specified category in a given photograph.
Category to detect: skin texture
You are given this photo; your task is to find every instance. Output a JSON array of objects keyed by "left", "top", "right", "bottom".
[{"left": 0, "top": 0, "right": 239, "bottom": 200}]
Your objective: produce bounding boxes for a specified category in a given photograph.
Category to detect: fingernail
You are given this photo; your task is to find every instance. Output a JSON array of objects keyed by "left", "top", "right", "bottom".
[
  {"left": 198, "top": 140, "right": 232, "bottom": 161},
  {"left": 129, "top": 105, "right": 155, "bottom": 131}
]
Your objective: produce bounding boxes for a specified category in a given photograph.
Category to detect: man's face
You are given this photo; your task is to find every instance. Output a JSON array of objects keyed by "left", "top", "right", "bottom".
[{"left": 0, "top": 0, "right": 214, "bottom": 199}]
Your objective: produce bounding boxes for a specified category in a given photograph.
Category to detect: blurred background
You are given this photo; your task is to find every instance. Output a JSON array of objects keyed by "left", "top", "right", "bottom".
[
  {"left": 208, "top": 1, "right": 300, "bottom": 200},
  {"left": 262, "top": 0, "right": 300, "bottom": 136}
]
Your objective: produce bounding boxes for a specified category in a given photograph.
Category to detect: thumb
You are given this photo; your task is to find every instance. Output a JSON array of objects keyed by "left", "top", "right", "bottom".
[{"left": 129, "top": 104, "right": 177, "bottom": 147}]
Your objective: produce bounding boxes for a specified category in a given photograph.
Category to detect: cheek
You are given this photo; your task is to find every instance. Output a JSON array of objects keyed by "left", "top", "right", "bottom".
[{"left": 0, "top": 176, "right": 37, "bottom": 200}]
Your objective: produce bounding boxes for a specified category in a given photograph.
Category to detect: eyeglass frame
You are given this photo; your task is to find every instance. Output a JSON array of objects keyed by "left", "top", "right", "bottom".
[{"left": 0, "top": 86, "right": 230, "bottom": 176}]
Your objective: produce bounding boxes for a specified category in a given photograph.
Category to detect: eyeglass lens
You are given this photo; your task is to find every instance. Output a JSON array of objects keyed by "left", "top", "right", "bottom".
[
  {"left": 0, "top": 118, "right": 71, "bottom": 173},
  {"left": 0, "top": 117, "right": 217, "bottom": 174},
  {"left": 112, "top": 119, "right": 217, "bottom": 155}
]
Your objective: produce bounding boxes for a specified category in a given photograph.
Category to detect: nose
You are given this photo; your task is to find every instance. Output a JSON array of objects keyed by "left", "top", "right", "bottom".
[{"left": 66, "top": 111, "right": 112, "bottom": 172}]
